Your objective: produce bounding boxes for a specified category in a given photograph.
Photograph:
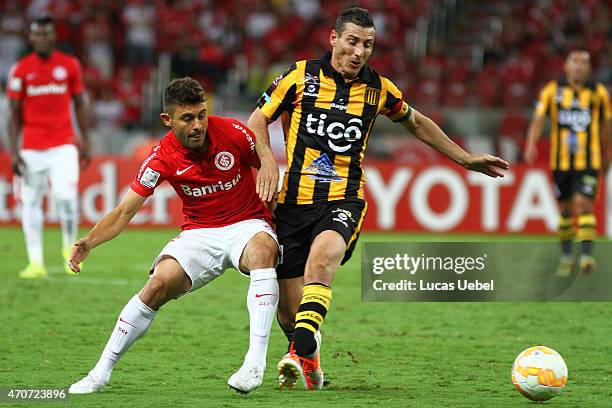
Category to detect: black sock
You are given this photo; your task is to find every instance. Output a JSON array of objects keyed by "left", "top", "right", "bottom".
[{"left": 293, "top": 283, "right": 331, "bottom": 358}]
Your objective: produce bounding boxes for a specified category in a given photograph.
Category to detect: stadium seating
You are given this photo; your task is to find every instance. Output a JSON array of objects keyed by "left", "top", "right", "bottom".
[{"left": 0, "top": 0, "right": 607, "bottom": 159}]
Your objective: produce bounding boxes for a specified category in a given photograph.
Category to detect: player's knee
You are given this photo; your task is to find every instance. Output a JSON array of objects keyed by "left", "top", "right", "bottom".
[
  {"left": 140, "top": 276, "right": 172, "bottom": 310},
  {"left": 308, "top": 245, "right": 344, "bottom": 276},
  {"left": 558, "top": 203, "right": 572, "bottom": 217},
  {"left": 21, "top": 192, "right": 43, "bottom": 206},
  {"left": 243, "top": 235, "right": 278, "bottom": 269},
  {"left": 578, "top": 200, "right": 594, "bottom": 214},
  {"left": 54, "top": 198, "right": 77, "bottom": 216},
  {"left": 52, "top": 186, "right": 78, "bottom": 203}
]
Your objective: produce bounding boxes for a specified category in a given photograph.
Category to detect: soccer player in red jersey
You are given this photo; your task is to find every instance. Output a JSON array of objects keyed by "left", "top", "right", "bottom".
[
  {"left": 67, "top": 78, "right": 279, "bottom": 394},
  {"left": 7, "top": 16, "right": 91, "bottom": 279}
]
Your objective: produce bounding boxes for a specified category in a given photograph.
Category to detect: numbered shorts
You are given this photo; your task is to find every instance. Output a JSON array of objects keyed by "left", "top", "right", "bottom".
[
  {"left": 275, "top": 197, "right": 367, "bottom": 279},
  {"left": 14, "top": 144, "right": 79, "bottom": 204},
  {"left": 552, "top": 170, "right": 599, "bottom": 201},
  {"left": 150, "top": 219, "right": 278, "bottom": 292}
]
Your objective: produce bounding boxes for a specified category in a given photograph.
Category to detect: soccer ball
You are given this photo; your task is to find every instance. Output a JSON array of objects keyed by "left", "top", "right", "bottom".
[{"left": 511, "top": 346, "right": 568, "bottom": 401}]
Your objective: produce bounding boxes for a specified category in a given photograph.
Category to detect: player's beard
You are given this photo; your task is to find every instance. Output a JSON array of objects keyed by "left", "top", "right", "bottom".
[{"left": 187, "top": 131, "right": 205, "bottom": 150}]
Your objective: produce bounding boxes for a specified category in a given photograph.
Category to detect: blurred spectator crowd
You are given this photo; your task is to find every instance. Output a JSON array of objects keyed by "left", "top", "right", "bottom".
[
  {"left": 0, "top": 0, "right": 609, "bottom": 157},
  {"left": 412, "top": 0, "right": 610, "bottom": 109}
]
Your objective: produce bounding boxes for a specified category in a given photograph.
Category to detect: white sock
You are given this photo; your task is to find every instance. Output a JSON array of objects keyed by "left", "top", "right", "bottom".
[
  {"left": 21, "top": 199, "right": 44, "bottom": 266},
  {"left": 56, "top": 198, "right": 78, "bottom": 249},
  {"left": 244, "top": 268, "right": 279, "bottom": 368},
  {"left": 91, "top": 294, "right": 157, "bottom": 383}
]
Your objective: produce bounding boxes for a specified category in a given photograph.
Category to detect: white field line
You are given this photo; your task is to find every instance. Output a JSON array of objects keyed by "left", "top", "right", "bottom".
[{"left": 46, "top": 266, "right": 148, "bottom": 287}]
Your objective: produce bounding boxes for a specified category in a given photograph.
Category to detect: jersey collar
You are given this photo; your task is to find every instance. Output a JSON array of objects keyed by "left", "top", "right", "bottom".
[
  {"left": 320, "top": 50, "right": 376, "bottom": 84},
  {"left": 34, "top": 49, "right": 57, "bottom": 62},
  {"left": 558, "top": 76, "right": 596, "bottom": 90}
]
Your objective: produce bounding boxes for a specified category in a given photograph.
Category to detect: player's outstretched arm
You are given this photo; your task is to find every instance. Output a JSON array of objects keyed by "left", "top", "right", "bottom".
[
  {"left": 248, "top": 108, "right": 278, "bottom": 202},
  {"left": 524, "top": 113, "right": 546, "bottom": 165},
  {"left": 403, "top": 109, "right": 509, "bottom": 178},
  {"left": 69, "top": 189, "right": 146, "bottom": 272}
]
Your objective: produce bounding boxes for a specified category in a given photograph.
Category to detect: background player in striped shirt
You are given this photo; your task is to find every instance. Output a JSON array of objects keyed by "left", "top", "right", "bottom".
[
  {"left": 7, "top": 16, "right": 91, "bottom": 279},
  {"left": 525, "top": 50, "right": 611, "bottom": 276},
  {"left": 247, "top": 7, "right": 509, "bottom": 390}
]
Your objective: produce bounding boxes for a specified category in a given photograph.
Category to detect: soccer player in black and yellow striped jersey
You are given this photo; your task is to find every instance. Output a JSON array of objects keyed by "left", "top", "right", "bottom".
[
  {"left": 247, "top": 7, "right": 509, "bottom": 390},
  {"left": 525, "top": 50, "right": 611, "bottom": 276}
]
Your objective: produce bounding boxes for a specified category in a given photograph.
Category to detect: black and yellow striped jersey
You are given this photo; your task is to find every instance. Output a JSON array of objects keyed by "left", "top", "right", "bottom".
[
  {"left": 535, "top": 78, "right": 611, "bottom": 171},
  {"left": 256, "top": 51, "right": 413, "bottom": 204}
]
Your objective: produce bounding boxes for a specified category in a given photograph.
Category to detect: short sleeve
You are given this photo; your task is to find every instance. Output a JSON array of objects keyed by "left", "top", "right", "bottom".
[
  {"left": 256, "top": 63, "right": 298, "bottom": 121},
  {"left": 229, "top": 120, "right": 260, "bottom": 168},
  {"left": 69, "top": 57, "right": 85, "bottom": 95},
  {"left": 380, "top": 77, "right": 413, "bottom": 123},
  {"left": 6, "top": 63, "right": 25, "bottom": 100},
  {"left": 534, "top": 81, "right": 555, "bottom": 117},
  {"left": 130, "top": 146, "right": 166, "bottom": 197}
]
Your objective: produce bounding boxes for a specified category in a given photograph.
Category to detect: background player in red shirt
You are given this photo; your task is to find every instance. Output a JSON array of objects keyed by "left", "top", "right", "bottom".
[
  {"left": 67, "top": 77, "right": 279, "bottom": 395},
  {"left": 7, "top": 16, "right": 91, "bottom": 279}
]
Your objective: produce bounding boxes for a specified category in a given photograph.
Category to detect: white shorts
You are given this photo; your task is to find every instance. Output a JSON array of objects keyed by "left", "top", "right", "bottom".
[
  {"left": 151, "top": 219, "right": 278, "bottom": 292},
  {"left": 14, "top": 144, "right": 79, "bottom": 203}
]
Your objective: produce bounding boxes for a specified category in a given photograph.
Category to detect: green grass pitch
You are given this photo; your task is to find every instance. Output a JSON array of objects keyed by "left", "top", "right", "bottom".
[{"left": 1, "top": 226, "right": 611, "bottom": 407}]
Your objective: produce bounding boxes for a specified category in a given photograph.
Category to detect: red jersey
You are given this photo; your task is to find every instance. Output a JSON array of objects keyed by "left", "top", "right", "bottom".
[
  {"left": 130, "top": 116, "right": 272, "bottom": 229},
  {"left": 7, "top": 50, "right": 85, "bottom": 150}
]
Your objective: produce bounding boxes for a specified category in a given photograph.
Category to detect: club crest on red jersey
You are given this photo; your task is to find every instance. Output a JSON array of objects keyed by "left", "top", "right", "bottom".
[
  {"left": 52, "top": 65, "right": 67, "bottom": 81},
  {"left": 215, "top": 151, "right": 234, "bottom": 171}
]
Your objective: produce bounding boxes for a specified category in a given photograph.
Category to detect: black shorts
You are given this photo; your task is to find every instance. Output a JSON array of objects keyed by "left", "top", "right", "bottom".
[
  {"left": 552, "top": 170, "right": 599, "bottom": 201},
  {"left": 275, "top": 197, "right": 367, "bottom": 279}
]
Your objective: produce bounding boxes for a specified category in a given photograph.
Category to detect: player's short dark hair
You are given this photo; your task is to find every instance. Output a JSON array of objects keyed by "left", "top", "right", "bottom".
[
  {"left": 31, "top": 15, "right": 54, "bottom": 29},
  {"left": 163, "top": 77, "right": 206, "bottom": 113},
  {"left": 335, "top": 7, "right": 375, "bottom": 35}
]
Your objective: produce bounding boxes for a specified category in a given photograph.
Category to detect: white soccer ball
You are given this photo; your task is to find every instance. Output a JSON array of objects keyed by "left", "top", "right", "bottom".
[{"left": 511, "top": 346, "right": 568, "bottom": 401}]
